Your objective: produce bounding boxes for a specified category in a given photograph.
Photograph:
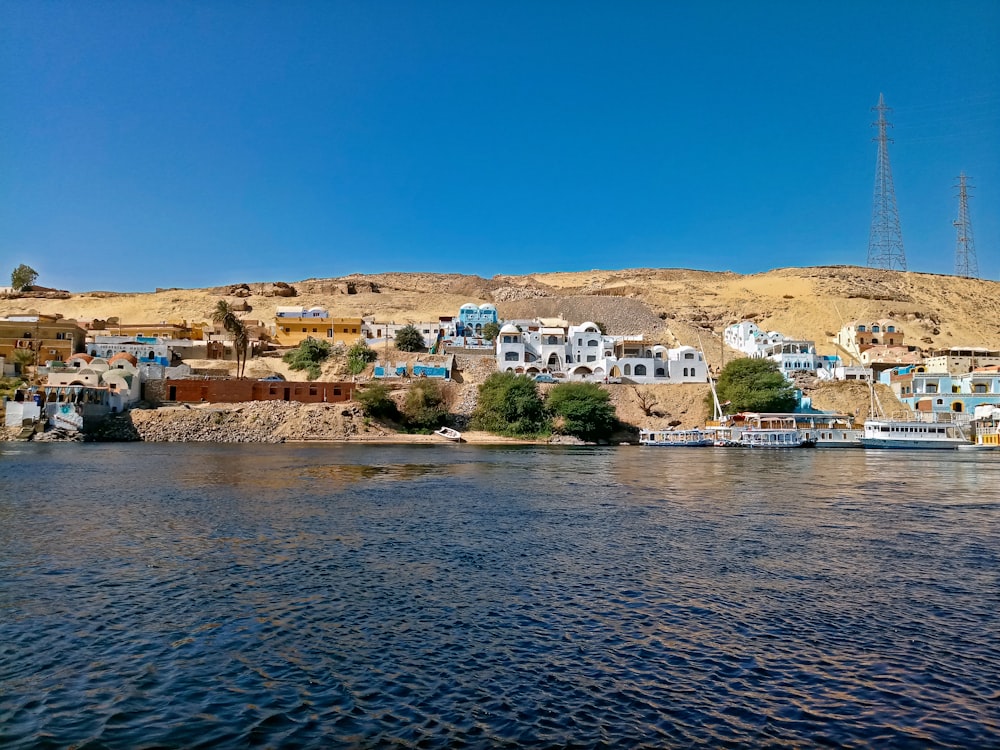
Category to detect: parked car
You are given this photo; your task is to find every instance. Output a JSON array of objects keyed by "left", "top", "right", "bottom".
[{"left": 532, "top": 373, "right": 556, "bottom": 383}]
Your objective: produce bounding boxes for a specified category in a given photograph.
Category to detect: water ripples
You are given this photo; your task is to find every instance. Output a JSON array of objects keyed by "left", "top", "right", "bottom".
[{"left": 1, "top": 443, "right": 998, "bottom": 747}]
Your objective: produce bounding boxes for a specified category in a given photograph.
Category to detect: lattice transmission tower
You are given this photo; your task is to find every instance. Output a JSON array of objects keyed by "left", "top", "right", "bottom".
[
  {"left": 954, "top": 172, "right": 979, "bottom": 278},
  {"left": 867, "top": 93, "right": 907, "bottom": 271}
]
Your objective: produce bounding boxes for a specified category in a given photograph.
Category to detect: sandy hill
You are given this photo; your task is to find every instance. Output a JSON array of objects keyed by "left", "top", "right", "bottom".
[{"left": 3, "top": 266, "right": 997, "bottom": 371}]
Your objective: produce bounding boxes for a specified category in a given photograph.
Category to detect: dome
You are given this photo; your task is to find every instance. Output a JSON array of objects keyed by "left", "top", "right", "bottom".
[
  {"left": 580, "top": 321, "right": 600, "bottom": 332},
  {"left": 500, "top": 324, "right": 520, "bottom": 335},
  {"left": 460, "top": 303, "right": 479, "bottom": 311},
  {"left": 478, "top": 303, "right": 496, "bottom": 311},
  {"left": 108, "top": 352, "right": 138, "bottom": 366}
]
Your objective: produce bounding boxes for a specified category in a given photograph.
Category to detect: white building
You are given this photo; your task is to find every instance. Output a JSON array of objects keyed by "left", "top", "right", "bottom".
[
  {"left": 496, "top": 321, "right": 707, "bottom": 384},
  {"left": 725, "top": 320, "right": 838, "bottom": 379}
]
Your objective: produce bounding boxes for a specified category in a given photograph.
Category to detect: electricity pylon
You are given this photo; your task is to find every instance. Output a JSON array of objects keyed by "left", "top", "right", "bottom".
[
  {"left": 867, "top": 93, "right": 907, "bottom": 271},
  {"left": 954, "top": 172, "right": 979, "bottom": 278}
]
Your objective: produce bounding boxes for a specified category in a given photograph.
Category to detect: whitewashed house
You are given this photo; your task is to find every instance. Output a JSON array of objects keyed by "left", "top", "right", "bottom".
[{"left": 496, "top": 321, "right": 707, "bottom": 384}]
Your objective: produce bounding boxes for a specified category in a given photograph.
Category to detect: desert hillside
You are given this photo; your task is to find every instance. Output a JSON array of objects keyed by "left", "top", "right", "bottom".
[{"left": 3, "top": 266, "right": 998, "bottom": 369}]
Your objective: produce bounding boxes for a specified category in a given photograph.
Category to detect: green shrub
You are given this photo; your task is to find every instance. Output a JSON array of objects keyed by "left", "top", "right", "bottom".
[
  {"left": 471, "top": 372, "right": 549, "bottom": 437},
  {"left": 347, "top": 340, "right": 377, "bottom": 377},
  {"left": 481, "top": 321, "right": 501, "bottom": 342},
  {"left": 402, "top": 379, "right": 448, "bottom": 431},
  {"left": 282, "top": 338, "right": 332, "bottom": 381},
  {"left": 395, "top": 324, "right": 425, "bottom": 352},
  {"left": 546, "top": 382, "right": 616, "bottom": 441},
  {"left": 356, "top": 381, "right": 399, "bottom": 420}
]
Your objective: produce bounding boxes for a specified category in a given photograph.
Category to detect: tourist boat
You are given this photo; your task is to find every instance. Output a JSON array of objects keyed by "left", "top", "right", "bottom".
[
  {"left": 860, "top": 415, "right": 968, "bottom": 450},
  {"left": 639, "top": 428, "right": 714, "bottom": 447},
  {"left": 433, "top": 427, "right": 463, "bottom": 442},
  {"left": 737, "top": 415, "right": 809, "bottom": 448},
  {"left": 798, "top": 416, "right": 863, "bottom": 448}
]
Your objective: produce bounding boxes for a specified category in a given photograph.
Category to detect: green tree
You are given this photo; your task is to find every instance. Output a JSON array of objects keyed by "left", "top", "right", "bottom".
[
  {"left": 355, "top": 381, "right": 399, "bottom": 420},
  {"left": 395, "top": 324, "right": 425, "bottom": 352},
  {"left": 347, "top": 340, "right": 377, "bottom": 378},
  {"left": 546, "top": 382, "right": 617, "bottom": 441},
  {"left": 481, "top": 321, "right": 501, "bottom": 342},
  {"left": 401, "top": 378, "right": 448, "bottom": 430},
  {"left": 471, "top": 372, "right": 549, "bottom": 437},
  {"left": 282, "top": 337, "right": 332, "bottom": 380},
  {"left": 711, "top": 357, "right": 798, "bottom": 414},
  {"left": 211, "top": 300, "right": 249, "bottom": 377},
  {"left": 10, "top": 264, "right": 38, "bottom": 291}
]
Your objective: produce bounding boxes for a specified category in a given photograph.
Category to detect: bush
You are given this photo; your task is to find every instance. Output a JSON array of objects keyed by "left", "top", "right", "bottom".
[
  {"left": 356, "top": 381, "right": 399, "bottom": 420},
  {"left": 282, "top": 338, "right": 332, "bottom": 380},
  {"left": 471, "top": 372, "right": 548, "bottom": 437},
  {"left": 402, "top": 379, "right": 448, "bottom": 431},
  {"left": 347, "top": 340, "right": 377, "bottom": 377},
  {"left": 395, "top": 324, "right": 425, "bottom": 352},
  {"left": 710, "top": 357, "right": 798, "bottom": 414},
  {"left": 546, "top": 382, "right": 616, "bottom": 441}
]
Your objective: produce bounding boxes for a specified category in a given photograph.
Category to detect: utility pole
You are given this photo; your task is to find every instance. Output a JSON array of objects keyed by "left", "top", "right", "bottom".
[
  {"left": 867, "top": 93, "right": 907, "bottom": 271},
  {"left": 954, "top": 172, "right": 979, "bottom": 278}
]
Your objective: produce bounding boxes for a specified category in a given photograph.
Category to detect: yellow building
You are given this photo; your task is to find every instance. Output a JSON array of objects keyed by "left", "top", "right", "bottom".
[
  {"left": 273, "top": 306, "right": 364, "bottom": 347},
  {"left": 0, "top": 314, "right": 87, "bottom": 367}
]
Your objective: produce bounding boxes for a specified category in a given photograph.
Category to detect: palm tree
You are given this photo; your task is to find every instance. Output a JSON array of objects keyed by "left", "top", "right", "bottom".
[{"left": 211, "top": 300, "right": 249, "bottom": 378}]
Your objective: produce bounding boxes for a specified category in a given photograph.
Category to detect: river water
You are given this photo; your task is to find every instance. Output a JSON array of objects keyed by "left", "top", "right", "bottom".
[{"left": 1, "top": 443, "right": 998, "bottom": 748}]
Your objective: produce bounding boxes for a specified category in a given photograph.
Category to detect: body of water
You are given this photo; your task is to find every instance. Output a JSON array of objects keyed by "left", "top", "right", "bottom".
[{"left": 1, "top": 443, "right": 998, "bottom": 748}]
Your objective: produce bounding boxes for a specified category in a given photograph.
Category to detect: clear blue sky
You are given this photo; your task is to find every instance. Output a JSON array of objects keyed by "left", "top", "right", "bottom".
[{"left": 2, "top": 1, "right": 998, "bottom": 292}]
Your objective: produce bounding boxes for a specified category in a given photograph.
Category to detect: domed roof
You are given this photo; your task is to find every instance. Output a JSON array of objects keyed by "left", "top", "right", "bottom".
[
  {"left": 460, "top": 303, "right": 479, "bottom": 311},
  {"left": 500, "top": 324, "right": 520, "bottom": 335},
  {"left": 579, "top": 321, "right": 600, "bottom": 332},
  {"left": 67, "top": 353, "right": 94, "bottom": 363},
  {"left": 478, "top": 303, "right": 497, "bottom": 310},
  {"left": 108, "top": 352, "right": 138, "bottom": 366}
]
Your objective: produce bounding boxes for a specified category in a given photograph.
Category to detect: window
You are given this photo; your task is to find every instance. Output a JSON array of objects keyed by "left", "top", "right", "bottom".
[
  {"left": 634, "top": 365, "right": 646, "bottom": 376},
  {"left": 505, "top": 352, "right": 519, "bottom": 361},
  {"left": 586, "top": 355, "right": 596, "bottom": 362},
  {"left": 312, "top": 328, "right": 318, "bottom": 333},
  {"left": 656, "top": 368, "right": 665, "bottom": 377},
  {"left": 974, "top": 384, "right": 988, "bottom": 393},
  {"left": 887, "top": 326, "right": 895, "bottom": 332},
  {"left": 857, "top": 325, "right": 866, "bottom": 332},
  {"left": 926, "top": 383, "right": 938, "bottom": 393},
  {"left": 872, "top": 325, "right": 880, "bottom": 332},
  {"left": 588, "top": 339, "right": 598, "bottom": 347},
  {"left": 684, "top": 352, "right": 694, "bottom": 359}
]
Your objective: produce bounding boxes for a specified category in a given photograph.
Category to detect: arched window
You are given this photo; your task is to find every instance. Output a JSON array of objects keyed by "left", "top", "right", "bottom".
[
  {"left": 587, "top": 339, "right": 598, "bottom": 347},
  {"left": 504, "top": 352, "right": 519, "bottom": 361},
  {"left": 872, "top": 325, "right": 880, "bottom": 333},
  {"left": 623, "top": 364, "right": 632, "bottom": 376},
  {"left": 634, "top": 364, "right": 646, "bottom": 376},
  {"left": 655, "top": 367, "right": 665, "bottom": 377},
  {"left": 547, "top": 336, "right": 558, "bottom": 345}
]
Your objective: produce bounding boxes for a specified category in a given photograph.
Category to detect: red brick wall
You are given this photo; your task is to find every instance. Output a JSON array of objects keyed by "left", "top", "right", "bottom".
[{"left": 164, "top": 379, "right": 354, "bottom": 404}]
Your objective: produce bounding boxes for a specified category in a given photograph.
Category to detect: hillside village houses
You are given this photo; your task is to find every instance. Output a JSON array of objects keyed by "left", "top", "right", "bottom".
[
  {"left": 495, "top": 319, "right": 708, "bottom": 384},
  {"left": 723, "top": 321, "right": 839, "bottom": 379}
]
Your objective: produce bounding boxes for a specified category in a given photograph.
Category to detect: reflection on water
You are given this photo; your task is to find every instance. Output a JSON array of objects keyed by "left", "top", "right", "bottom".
[{"left": 1, "top": 443, "right": 998, "bottom": 748}]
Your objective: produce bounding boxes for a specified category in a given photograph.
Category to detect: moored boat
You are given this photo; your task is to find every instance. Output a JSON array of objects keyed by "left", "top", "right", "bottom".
[
  {"left": 433, "top": 427, "right": 463, "bottom": 442},
  {"left": 860, "top": 415, "right": 968, "bottom": 450},
  {"left": 639, "top": 428, "right": 714, "bottom": 447}
]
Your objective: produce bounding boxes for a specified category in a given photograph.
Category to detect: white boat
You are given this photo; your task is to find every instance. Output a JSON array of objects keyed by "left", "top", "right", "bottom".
[
  {"left": 433, "top": 427, "right": 463, "bottom": 442},
  {"left": 860, "top": 416, "right": 968, "bottom": 450},
  {"left": 799, "top": 416, "right": 863, "bottom": 448},
  {"left": 738, "top": 415, "right": 808, "bottom": 448},
  {"left": 639, "top": 428, "right": 714, "bottom": 447}
]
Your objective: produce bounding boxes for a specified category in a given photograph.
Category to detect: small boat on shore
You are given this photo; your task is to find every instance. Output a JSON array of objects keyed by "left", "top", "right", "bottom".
[{"left": 433, "top": 427, "right": 463, "bottom": 442}]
